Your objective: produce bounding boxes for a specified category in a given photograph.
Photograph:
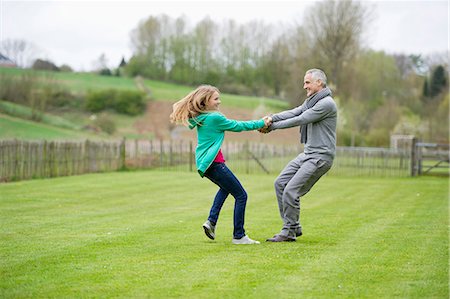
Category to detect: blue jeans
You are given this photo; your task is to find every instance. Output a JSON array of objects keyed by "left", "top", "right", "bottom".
[{"left": 204, "top": 162, "right": 247, "bottom": 239}]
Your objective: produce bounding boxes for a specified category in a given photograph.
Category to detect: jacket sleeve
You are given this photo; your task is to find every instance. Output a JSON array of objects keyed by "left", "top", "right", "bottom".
[
  {"left": 271, "top": 105, "right": 304, "bottom": 122},
  {"left": 271, "top": 98, "right": 336, "bottom": 130},
  {"left": 211, "top": 113, "right": 265, "bottom": 132}
]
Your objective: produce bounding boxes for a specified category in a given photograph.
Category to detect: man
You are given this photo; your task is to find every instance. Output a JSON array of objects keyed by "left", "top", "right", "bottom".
[{"left": 262, "top": 68, "right": 337, "bottom": 242}]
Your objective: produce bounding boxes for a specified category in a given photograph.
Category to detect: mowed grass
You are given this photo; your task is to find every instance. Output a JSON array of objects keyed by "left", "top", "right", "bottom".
[{"left": 0, "top": 171, "right": 448, "bottom": 298}]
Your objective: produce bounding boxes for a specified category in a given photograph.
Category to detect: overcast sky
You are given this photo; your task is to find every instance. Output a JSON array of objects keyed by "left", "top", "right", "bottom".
[{"left": 1, "top": 0, "right": 449, "bottom": 71}]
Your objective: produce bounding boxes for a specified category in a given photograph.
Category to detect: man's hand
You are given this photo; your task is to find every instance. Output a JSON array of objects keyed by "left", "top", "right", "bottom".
[
  {"left": 259, "top": 116, "right": 273, "bottom": 134},
  {"left": 263, "top": 116, "right": 272, "bottom": 127}
]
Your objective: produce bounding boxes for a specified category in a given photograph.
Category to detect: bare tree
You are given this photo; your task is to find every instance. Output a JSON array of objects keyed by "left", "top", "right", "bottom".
[
  {"left": 0, "top": 38, "right": 40, "bottom": 68},
  {"left": 393, "top": 54, "right": 416, "bottom": 79},
  {"left": 130, "top": 16, "right": 163, "bottom": 56},
  {"left": 130, "top": 15, "right": 172, "bottom": 79},
  {"left": 423, "top": 51, "right": 449, "bottom": 73},
  {"left": 217, "top": 20, "right": 243, "bottom": 70},
  {"left": 92, "top": 53, "right": 109, "bottom": 71},
  {"left": 283, "top": 25, "right": 311, "bottom": 105},
  {"left": 192, "top": 17, "right": 217, "bottom": 74},
  {"left": 265, "top": 35, "right": 291, "bottom": 97},
  {"left": 303, "top": 0, "right": 372, "bottom": 90}
]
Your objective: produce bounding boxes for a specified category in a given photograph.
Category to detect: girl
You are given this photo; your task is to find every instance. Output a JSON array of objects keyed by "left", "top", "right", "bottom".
[{"left": 170, "top": 85, "right": 271, "bottom": 244}]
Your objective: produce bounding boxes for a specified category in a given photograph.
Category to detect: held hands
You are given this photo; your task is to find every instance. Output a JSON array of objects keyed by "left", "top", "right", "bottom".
[
  {"left": 259, "top": 116, "right": 273, "bottom": 134},
  {"left": 263, "top": 116, "right": 272, "bottom": 127}
]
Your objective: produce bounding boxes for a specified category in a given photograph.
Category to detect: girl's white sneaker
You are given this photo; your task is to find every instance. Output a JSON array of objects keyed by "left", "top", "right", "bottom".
[
  {"left": 202, "top": 220, "right": 216, "bottom": 240},
  {"left": 232, "top": 235, "right": 260, "bottom": 244}
]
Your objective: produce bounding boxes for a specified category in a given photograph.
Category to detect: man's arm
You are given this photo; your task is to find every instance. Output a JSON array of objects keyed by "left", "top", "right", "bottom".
[
  {"left": 270, "top": 98, "right": 335, "bottom": 130},
  {"left": 271, "top": 105, "right": 304, "bottom": 122}
]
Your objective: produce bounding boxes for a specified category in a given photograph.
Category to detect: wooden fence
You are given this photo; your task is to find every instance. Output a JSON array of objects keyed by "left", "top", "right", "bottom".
[
  {"left": 0, "top": 138, "right": 437, "bottom": 182},
  {"left": 0, "top": 139, "right": 124, "bottom": 182},
  {"left": 411, "top": 140, "right": 449, "bottom": 176},
  {"left": 122, "top": 140, "right": 414, "bottom": 177},
  {"left": 331, "top": 146, "right": 412, "bottom": 177}
]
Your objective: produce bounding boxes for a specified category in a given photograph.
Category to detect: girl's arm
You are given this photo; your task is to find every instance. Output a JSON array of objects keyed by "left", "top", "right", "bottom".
[{"left": 211, "top": 113, "right": 265, "bottom": 132}]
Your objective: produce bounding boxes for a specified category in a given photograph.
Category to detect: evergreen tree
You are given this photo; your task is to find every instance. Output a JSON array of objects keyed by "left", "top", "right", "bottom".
[
  {"left": 429, "top": 65, "right": 447, "bottom": 97},
  {"left": 423, "top": 65, "right": 447, "bottom": 100},
  {"left": 422, "top": 78, "right": 429, "bottom": 98}
]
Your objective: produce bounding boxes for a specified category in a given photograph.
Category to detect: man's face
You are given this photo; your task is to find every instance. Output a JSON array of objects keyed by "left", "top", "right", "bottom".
[{"left": 303, "top": 73, "right": 323, "bottom": 97}]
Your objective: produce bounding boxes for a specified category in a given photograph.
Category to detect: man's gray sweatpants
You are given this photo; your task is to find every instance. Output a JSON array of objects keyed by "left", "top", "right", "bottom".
[{"left": 274, "top": 153, "right": 333, "bottom": 237}]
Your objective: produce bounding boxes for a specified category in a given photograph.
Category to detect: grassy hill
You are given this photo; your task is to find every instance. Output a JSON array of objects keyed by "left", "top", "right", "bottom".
[
  {"left": 0, "top": 68, "right": 290, "bottom": 141},
  {"left": 0, "top": 113, "right": 104, "bottom": 140},
  {"left": 0, "top": 67, "right": 288, "bottom": 109}
]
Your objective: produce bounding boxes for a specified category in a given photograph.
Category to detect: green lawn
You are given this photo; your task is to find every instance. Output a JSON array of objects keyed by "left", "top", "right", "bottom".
[{"left": 0, "top": 171, "right": 448, "bottom": 298}]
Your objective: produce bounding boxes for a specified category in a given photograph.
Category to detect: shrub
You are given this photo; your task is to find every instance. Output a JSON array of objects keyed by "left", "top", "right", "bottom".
[
  {"left": 0, "top": 73, "right": 35, "bottom": 105},
  {"left": 99, "top": 68, "right": 112, "bottom": 76},
  {"left": 92, "top": 114, "right": 116, "bottom": 135},
  {"left": 85, "top": 89, "right": 145, "bottom": 115},
  {"left": 85, "top": 89, "right": 116, "bottom": 112},
  {"left": 114, "top": 90, "right": 146, "bottom": 115},
  {"left": 59, "top": 64, "right": 73, "bottom": 72},
  {"left": 46, "top": 89, "right": 82, "bottom": 109},
  {"left": 338, "top": 129, "right": 365, "bottom": 147},
  {"left": 366, "top": 128, "right": 390, "bottom": 147},
  {"left": 32, "top": 59, "right": 60, "bottom": 71},
  {"left": 219, "top": 82, "right": 252, "bottom": 96}
]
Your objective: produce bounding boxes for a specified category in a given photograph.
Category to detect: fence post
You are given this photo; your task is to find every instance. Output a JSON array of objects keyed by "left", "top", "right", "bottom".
[
  {"left": 120, "top": 137, "right": 126, "bottom": 170},
  {"left": 160, "top": 139, "right": 164, "bottom": 167},
  {"left": 410, "top": 137, "right": 417, "bottom": 176},
  {"left": 49, "top": 141, "right": 56, "bottom": 177},
  {"left": 169, "top": 140, "right": 173, "bottom": 166},
  {"left": 84, "top": 140, "right": 89, "bottom": 173},
  {"left": 12, "top": 139, "right": 18, "bottom": 180},
  {"left": 135, "top": 139, "right": 141, "bottom": 168}
]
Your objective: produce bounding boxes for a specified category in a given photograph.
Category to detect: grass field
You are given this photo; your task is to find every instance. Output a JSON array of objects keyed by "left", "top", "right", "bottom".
[{"left": 0, "top": 171, "right": 448, "bottom": 298}]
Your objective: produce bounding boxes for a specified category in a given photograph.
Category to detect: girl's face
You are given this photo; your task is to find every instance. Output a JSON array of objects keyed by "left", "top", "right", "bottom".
[{"left": 205, "top": 91, "right": 221, "bottom": 111}]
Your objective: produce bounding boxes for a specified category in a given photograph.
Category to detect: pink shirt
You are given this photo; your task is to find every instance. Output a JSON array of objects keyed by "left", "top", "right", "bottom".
[{"left": 213, "top": 149, "right": 226, "bottom": 163}]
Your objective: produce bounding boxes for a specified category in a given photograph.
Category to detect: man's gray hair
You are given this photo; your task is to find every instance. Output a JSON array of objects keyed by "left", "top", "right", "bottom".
[{"left": 306, "top": 69, "right": 327, "bottom": 87}]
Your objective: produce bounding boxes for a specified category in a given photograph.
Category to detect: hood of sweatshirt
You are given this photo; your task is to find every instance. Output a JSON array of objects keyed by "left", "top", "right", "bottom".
[{"left": 188, "top": 113, "right": 212, "bottom": 130}]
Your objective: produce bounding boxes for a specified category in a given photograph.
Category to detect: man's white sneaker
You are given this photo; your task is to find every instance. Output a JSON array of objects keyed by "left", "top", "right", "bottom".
[{"left": 232, "top": 235, "right": 260, "bottom": 244}]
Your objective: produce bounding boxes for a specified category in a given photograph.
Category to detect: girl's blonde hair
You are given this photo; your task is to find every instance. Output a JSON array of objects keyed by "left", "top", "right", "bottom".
[{"left": 170, "top": 85, "right": 219, "bottom": 126}]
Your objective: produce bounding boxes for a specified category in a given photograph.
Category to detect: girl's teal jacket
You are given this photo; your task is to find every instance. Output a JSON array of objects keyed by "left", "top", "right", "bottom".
[{"left": 189, "top": 112, "right": 265, "bottom": 177}]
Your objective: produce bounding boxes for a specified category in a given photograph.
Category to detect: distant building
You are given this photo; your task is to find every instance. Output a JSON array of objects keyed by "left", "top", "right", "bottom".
[{"left": 0, "top": 53, "right": 17, "bottom": 68}]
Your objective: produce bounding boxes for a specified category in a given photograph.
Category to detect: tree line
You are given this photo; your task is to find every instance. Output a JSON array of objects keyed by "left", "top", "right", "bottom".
[
  {"left": 124, "top": 0, "right": 448, "bottom": 145},
  {"left": 1, "top": 0, "right": 448, "bottom": 146}
]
